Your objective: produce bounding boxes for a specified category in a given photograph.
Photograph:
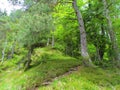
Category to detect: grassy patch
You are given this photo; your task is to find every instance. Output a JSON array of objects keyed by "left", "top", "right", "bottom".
[
  {"left": 39, "top": 66, "right": 120, "bottom": 90},
  {"left": 0, "top": 48, "right": 81, "bottom": 90}
]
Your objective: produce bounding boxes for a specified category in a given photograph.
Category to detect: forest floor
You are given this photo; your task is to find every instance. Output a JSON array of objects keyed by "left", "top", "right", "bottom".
[
  {"left": 0, "top": 48, "right": 81, "bottom": 90},
  {"left": 0, "top": 47, "right": 120, "bottom": 90},
  {"left": 39, "top": 66, "right": 120, "bottom": 90}
]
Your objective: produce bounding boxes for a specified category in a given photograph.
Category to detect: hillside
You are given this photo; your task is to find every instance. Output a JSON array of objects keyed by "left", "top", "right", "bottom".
[
  {"left": 39, "top": 66, "right": 120, "bottom": 90},
  {"left": 0, "top": 48, "right": 81, "bottom": 90}
]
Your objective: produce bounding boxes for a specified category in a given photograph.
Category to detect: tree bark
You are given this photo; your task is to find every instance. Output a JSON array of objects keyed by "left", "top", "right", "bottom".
[{"left": 72, "top": 0, "right": 93, "bottom": 66}]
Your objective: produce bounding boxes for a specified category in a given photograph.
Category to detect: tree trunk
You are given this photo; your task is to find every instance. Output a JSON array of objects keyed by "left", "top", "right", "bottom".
[
  {"left": 24, "top": 46, "right": 32, "bottom": 70},
  {"left": 52, "top": 35, "right": 54, "bottom": 48},
  {"left": 1, "top": 39, "right": 7, "bottom": 64},
  {"left": 72, "top": 0, "right": 93, "bottom": 66},
  {"left": 9, "top": 40, "right": 16, "bottom": 59},
  {"left": 52, "top": 30, "right": 55, "bottom": 48},
  {"left": 102, "top": 0, "right": 120, "bottom": 63},
  {"left": 47, "top": 38, "right": 50, "bottom": 46},
  {"left": 11, "top": 42, "right": 15, "bottom": 58},
  {"left": 96, "top": 46, "right": 101, "bottom": 61}
]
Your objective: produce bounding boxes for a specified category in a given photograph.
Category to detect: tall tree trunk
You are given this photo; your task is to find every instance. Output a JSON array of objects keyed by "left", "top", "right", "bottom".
[
  {"left": 72, "top": 0, "right": 93, "bottom": 66},
  {"left": 24, "top": 46, "right": 32, "bottom": 70},
  {"left": 52, "top": 30, "right": 55, "bottom": 48},
  {"left": 11, "top": 41, "right": 15, "bottom": 58},
  {"left": 102, "top": 0, "right": 120, "bottom": 63},
  {"left": 1, "top": 39, "right": 7, "bottom": 64},
  {"left": 52, "top": 35, "right": 54, "bottom": 48},
  {"left": 47, "top": 38, "right": 50, "bottom": 46},
  {"left": 9, "top": 40, "right": 16, "bottom": 59},
  {"left": 96, "top": 45, "right": 101, "bottom": 61}
]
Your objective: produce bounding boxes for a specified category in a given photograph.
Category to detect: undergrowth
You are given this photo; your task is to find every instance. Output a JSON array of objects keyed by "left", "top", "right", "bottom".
[{"left": 0, "top": 47, "right": 81, "bottom": 90}]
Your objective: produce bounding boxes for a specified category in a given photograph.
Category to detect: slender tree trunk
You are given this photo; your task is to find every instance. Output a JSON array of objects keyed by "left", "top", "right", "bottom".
[
  {"left": 9, "top": 40, "right": 16, "bottom": 59},
  {"left": 52, "top": 35, "right": 54, "bottom": 48},
  {"left": 96, "top": 46, "right": 101, "bottom": 61},
  {"left": 72, "top": 0, "right": 93, "bottom": 66},
  {"left": 11, "top": 42, "right": 15, "bottom": 58},
  {"left": 24, "top": 46, "right": 32, "bottom": 70},
  {"left": 52, "top": 30, "right": 55, "bottom": 48},
  {"left": 47, "top": 38, "right": 50, "bottom": 46},
  {"left": 102, "top": 0, "right": 120, "bottom": 62},
  {"left": 1, "top": 39, "right": 7, "bottom": 64}
]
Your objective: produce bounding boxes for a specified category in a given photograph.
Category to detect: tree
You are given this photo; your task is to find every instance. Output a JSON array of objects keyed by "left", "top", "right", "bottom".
[
  {"left": 16, "top": 1, "right": 55, "bottom": 70},
  {"left": 72, "top": 0, "right": 93, "bottom": 66},
  {"left": 102, "top": 0, "right": 120, "bottom": 64}
]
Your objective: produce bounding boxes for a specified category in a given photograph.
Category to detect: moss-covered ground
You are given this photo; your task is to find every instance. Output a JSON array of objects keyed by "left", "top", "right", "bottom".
[
  {"left": 0, "top": 47, "right": 120, "bottom": 90},
  {"left": 0, "top": 48, "right": 81, "bottom": 90},
  {"left": 39, "top": 66, "right": 120, "bottom": 90}
]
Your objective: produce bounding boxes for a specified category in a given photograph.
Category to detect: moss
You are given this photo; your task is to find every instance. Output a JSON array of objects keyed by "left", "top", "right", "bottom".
[
  {"left": 39, "top": 66, "right": 120, "bottom": 90},
  {"left": 0, "top": 47, "right": 81, "bottom": 90}
]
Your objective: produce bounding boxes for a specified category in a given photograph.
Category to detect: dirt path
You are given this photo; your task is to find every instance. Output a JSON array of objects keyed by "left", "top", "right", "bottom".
[{"left": 34, "top": 65, "right": 81, "bottom": 90}]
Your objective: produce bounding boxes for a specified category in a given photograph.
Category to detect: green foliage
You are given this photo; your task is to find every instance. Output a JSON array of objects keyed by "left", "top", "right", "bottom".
[
  {"left": 53, "top": 3, "right": 80, "bottom": 57},
  {"left": 0, "top": 0, "right": 120, "bottom": 89},
  {"left": 0, "top": 48, "right": 27, "bottom": 70},
  {"left": 1, "top": 0, "right": 119, "bottom": 66},
  {"left": 17, "top": 11, "right": 53, "bottom": 47},
  {"left": 53, "top": 43, "right": 65, "bottom": 51}
]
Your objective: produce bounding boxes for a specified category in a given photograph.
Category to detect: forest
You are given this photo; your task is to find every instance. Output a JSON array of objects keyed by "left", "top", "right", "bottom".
[{"left": 0, "top": 0, "right": 120, "bottom": 90}]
